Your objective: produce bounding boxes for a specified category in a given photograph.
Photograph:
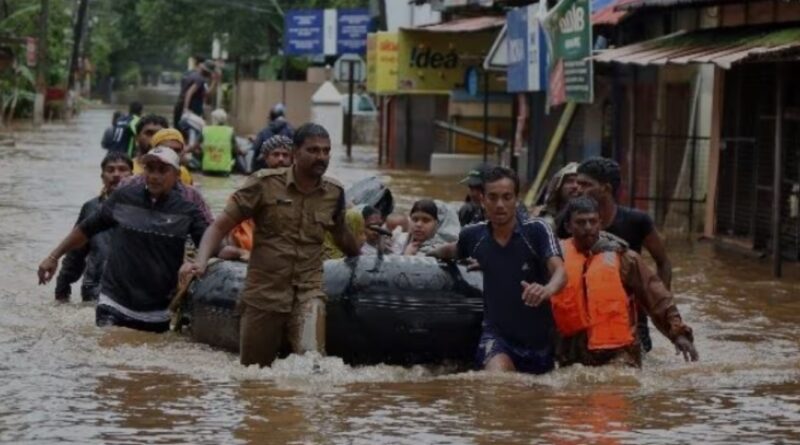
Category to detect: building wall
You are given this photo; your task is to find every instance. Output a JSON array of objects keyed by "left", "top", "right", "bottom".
[{"left": 231, "top": 80, "right": 320, "bottom": 135}]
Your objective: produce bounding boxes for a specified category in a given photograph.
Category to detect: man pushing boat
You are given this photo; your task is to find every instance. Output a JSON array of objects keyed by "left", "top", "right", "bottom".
[{"left": 181, "top": 123, "right": 361, "bottom": 367}]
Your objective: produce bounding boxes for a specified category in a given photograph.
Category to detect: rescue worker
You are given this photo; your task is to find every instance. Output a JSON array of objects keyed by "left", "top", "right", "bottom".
[
  {"left": 55, "top": 152, "right": 133, "bottom": 302},
  {"left": 429, "top": 167, "right": 566, "bottom": 374},
  {"left": 182, "top": 123, "right": 361, "bottom": 367},
  {"left": 575, "top": 157, "right": 673, "bottom": 353},
  {"left": 552, "top": 196, "right": 698, "bottom": 367},
  {"left": 535, "top": 162, "right": 580, "bottom": 229},
  {"left": 107, "top": 102, "right": 142, "bottom": 154},
  {"left": 251, "top": 103, "right": 294, "bottom": 172},
  {"left": 218, "top": 134, "right": 295, "bottom": 261},
  {"left": 38, "top": 147, "right": 210, "bottom": 332},
  {"left": 200, "top": 109, "right": 238, "bottom": 176}
]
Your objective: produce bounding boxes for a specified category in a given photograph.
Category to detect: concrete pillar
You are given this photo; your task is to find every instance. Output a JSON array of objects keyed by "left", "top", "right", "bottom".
[{"left": 311, "top": 81, "right": 344, "bottom": 147}]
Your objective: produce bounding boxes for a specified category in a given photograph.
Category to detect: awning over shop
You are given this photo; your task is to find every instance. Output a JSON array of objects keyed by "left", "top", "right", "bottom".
[
  {"left": 592, "top": 0, "right": 631, "bottom": 25},
  {"left": 615, "top": 0, "right": 721, "bottom": 11},
  {"left": 411, "top": 16, "right": 505, "bottom": 32},
  {"left": 594, "top": 26, "right": 800, "bottom": 69}
]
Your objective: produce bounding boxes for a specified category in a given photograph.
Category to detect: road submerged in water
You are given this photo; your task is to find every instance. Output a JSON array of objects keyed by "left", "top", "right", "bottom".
[{"left": 0, "top": 109, "right": 799, "bottom": 444}]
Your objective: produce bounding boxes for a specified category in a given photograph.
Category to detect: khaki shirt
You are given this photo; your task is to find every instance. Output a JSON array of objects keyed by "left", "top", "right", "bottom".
[{"left": 224, "top": 167, "right": 347, "bottom": 312}]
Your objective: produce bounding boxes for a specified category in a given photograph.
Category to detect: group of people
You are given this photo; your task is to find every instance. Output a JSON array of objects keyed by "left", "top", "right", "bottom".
[
  {"left": 38, "top": 87, "right": 698, "bottom": 373},
  {"left": 429, "top": 158, "right": 697, "bottom": 372}
]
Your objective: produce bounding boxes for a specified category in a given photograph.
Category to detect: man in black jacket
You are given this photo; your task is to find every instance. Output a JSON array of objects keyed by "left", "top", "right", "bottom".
[
  {"left": 55, "top": 152, "right": 133, "bottom": 302},
  {"left": 38, "top": 147, "right": 210, "bottom": 332}
]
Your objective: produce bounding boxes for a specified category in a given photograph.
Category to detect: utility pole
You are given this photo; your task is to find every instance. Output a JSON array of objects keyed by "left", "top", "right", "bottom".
[
  {"left": 67, "top": 0, "right": 89, "bottom": 91},
  {"left": 33, "top": 0, "right": 49, "bottom": 125}
]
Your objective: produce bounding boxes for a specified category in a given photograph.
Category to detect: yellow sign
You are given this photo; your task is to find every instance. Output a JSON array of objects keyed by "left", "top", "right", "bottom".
[
  {"left": 366, "top": 32, "right": 398, "bottom": 94},
  {"left": 397, "top": 29, "right": 497, "bottom": 94}
]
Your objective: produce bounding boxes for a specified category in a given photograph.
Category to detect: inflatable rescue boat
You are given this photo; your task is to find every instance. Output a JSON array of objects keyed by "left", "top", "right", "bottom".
[{"left": 186, "top": 255, "right": 484, "bottom": 365}]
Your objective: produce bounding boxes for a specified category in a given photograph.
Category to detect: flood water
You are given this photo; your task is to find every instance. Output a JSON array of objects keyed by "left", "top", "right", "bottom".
[{"left": 1, "top": 109, "right": 799, "bottom": 444}]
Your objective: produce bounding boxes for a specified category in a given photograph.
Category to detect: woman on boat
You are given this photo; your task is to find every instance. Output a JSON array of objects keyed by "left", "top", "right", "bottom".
[{"left": 401, "top": 199, "right": 459, "bottom": 256}]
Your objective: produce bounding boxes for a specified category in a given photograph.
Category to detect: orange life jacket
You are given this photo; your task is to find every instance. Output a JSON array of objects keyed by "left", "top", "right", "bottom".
[
  {"left": 551, "top": 239, "right": 635, "bottom": 351},
  {"left": 229, "top": 219, "right": 255, "bottom": 252}
]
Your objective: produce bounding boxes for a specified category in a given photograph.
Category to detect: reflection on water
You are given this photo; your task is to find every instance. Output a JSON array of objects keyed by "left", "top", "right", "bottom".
[{"left": 0, "top": 109, "right": 799, "bottom": 444}]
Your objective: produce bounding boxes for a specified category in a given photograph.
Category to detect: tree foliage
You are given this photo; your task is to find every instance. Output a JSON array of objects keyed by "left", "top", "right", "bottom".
[{"left": 1, "top": 0, "right": 367, "bottom": 91}]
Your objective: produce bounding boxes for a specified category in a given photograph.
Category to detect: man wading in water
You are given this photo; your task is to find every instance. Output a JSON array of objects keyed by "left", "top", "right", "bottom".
[
  {"left": 181, "top": 123, "right": 360, "bottom": 367},
  {"left": 430, "top": 167, "right": 566, "bottom": 374},
  {"left": 553, "top": 196, "right": 698, "bottom": 367},
  {"left": 38, "top": 148, "right": 210, "bottom": 332},
  {"left": 54, "top": 152, "right": 133, "bottom": 302},
  {"left": 573, "top": 157, "right": 673, "bottom": 353}
]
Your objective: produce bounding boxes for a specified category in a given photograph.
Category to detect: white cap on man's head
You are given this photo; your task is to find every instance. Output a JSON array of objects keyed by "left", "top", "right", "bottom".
[{"left": 142, "top": 146, "right": 180, "bottom": 170}]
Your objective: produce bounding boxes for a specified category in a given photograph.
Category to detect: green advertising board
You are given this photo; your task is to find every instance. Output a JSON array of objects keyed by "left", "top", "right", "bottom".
[{"left": 542, "top": 0, "right": 593, "bottom": 106}]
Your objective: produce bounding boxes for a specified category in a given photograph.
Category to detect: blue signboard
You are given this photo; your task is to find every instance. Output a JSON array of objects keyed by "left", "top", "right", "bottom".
[
  {"left": 336, "top": 8, "right": 370, "bottom": 55},
  {"left": 285, "top": 9, "right": 324, "bottom": 55},
  {"left": 506, "top": 5, "right": 548, "bottom": 93}
]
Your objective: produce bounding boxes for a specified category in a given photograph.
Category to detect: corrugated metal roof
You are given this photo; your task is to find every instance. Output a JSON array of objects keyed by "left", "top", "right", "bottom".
[
  {"left": 593, "top": 0, "right": 631, "bottom": 25},
  {"left": 616, "top": 0, "right": 734, "bottom": 10},
  {"left": 594, "top": 27, "right": 800, "bottom": 68},
  {"left": 410, "top": 15, "right": 505, "bottom": 32}
]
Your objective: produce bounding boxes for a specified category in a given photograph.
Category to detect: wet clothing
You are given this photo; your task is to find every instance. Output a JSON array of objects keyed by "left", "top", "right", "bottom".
[
  {"left": 79, "top": 182, "right": 209, "bottom": 316},
  {"left": 553, "top": 238, "right": 634, "bottom": 349},
  {"left": 604, "top": 205, "right": 657, "bottom": 352},
  {"left": 250, "top": 119, "right": 294, "bottom": 172},
  {"left": 55, "top": 195, "right": 110, "bottom": 301},
  {"left": 174, "top": 70, "right": 206, "bottom": 126},
  {"left": 239, "top": 296, "right": 325, "bottom": 367},
  {"left": 555, "top": 236, "right": 692, "bottom": 368},
  {"left": 606, "top": 206, "right": 655, "bottom": 254},
  {"left": 225, "top": 167, "right": 347, "bottom": 365},
  {"left": 456, "top": 218, "right": 562, "bottom": 369},
  {"left": 95, "top": 300, "right": 170, "bottom": 333},
  {"left": 224, "top": 167, "right": 347, "bottom": 313},
  {"left": 476, "top": 322, "right": 555, "bottom": 374},
  {"left": 122, "top": 175, "right": 213, "bottom": 224}
]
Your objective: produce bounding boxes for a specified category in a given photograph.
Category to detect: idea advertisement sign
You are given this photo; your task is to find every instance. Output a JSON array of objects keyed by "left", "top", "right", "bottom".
[
  {"left": 396, "top": 29, "right": 498, "bottom": 94},
  {"left": 366, "top": 32, "right": 399, "bottom": 94}
]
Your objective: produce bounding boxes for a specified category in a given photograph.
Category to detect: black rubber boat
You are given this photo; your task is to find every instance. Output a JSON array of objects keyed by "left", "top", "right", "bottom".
[{"left": 186, "top": 255, "right": 484, "bottom": 365}]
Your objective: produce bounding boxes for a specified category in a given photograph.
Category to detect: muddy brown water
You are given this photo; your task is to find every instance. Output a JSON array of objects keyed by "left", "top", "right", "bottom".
[{"left": 1, "top": 109, "right": 799, "bottom": 444}]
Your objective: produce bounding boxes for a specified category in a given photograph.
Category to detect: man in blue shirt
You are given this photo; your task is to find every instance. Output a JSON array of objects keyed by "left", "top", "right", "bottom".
[{"left": 430, "top": 167, "right": 566, "bottom": 374}]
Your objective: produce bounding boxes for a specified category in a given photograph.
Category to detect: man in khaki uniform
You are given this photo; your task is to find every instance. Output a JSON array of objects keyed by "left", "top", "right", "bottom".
[{"left": 182, "top": 123, "right": 360, "bottom": 367}]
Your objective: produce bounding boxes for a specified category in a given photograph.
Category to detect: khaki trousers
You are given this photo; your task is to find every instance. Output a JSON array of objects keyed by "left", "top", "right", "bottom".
[{"left": 239, "top": 295, "right": 326, "bottom": 367}]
